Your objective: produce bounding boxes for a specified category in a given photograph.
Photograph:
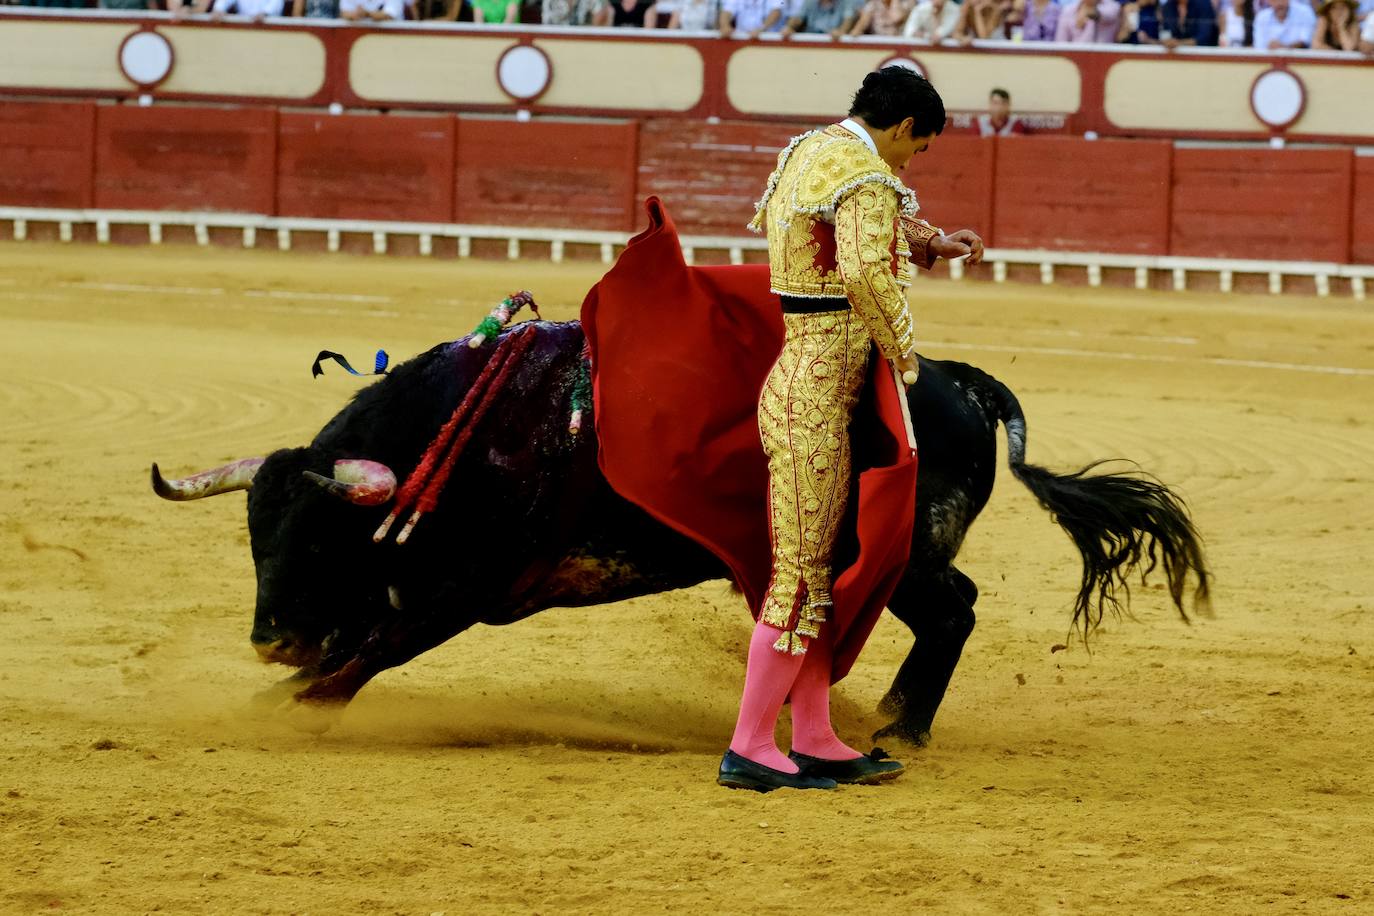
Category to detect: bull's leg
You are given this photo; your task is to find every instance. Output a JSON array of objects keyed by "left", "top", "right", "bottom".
[{"left": 873, "top": 567, "right": 978, "bottom": 747}]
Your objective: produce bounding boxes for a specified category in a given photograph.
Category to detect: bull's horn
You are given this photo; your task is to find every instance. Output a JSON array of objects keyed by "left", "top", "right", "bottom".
[
  {"left": 303, "top": 459, "right": 396, "bottom": 507},
  {"left": 151, "top": 458, "right": 265, "bottom": 501}
]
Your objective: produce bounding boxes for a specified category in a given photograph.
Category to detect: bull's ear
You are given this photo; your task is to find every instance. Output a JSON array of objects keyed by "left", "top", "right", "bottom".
[{"left": 303, "top": 459, "right": 397, "bottom": 507}]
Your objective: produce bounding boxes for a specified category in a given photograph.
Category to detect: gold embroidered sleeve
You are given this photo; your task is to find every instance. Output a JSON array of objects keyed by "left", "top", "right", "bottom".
[
  {"left": 899, "top": 215, "right": 941, "bottom": 271},
  {"left": 835, "top": 184, "right": 915, "bottom": 359}
]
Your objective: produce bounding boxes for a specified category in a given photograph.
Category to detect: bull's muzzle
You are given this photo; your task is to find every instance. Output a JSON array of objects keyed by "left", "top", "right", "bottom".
[{"left": 252, "top": 634, "right": 320, "bottom": 668}]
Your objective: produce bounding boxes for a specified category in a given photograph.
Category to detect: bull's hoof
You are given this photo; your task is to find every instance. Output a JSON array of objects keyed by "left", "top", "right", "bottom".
[
  {"left": 276, "top": 697, "right": 345, "bottom": 735},
  {"left": 876, "top": 692, "right": 905, "bottom": 720},
  {"left": 872, "top": 721, "right": 932, "bottom": 749}
]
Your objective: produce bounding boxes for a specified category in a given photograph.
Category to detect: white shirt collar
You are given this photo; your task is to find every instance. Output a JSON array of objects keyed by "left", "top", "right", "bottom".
[{"left": 838, "top": 118, "right": 880, "bottom": 158}]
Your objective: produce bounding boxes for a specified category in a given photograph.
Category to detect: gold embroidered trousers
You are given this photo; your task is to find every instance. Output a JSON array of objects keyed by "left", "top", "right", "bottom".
[{"left": 757, "top": 308, "right": 872, "bottom": 655}]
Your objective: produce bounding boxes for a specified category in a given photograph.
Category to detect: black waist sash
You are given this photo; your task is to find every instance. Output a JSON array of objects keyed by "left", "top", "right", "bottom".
[{"left": 780, "top": 295, "right": 850, "bottom": 314}]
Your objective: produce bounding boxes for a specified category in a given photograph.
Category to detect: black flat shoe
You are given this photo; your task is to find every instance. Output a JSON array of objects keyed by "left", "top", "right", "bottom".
[
  {"left": 789, "top": 748, "right": 905, "bottom": 785},
  {"left": 717, "top": 750, "right": 839, "bottom": 792}
]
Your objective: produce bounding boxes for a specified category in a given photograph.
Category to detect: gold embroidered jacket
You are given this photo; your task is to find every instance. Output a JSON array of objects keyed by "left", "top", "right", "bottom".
[{"left": 749, "top": 124, "right": 940, "bottom": 359}]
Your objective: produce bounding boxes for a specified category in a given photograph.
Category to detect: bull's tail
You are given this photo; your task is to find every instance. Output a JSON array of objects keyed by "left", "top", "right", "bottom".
[{"left": 973, "top": 370, "right": 1212, "bottom": 636}]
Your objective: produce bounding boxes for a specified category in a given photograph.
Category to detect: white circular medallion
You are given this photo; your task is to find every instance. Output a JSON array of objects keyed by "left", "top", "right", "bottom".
[
  {"left": 1250, "top": 69, "right": 1305, "bottom": 131},
  {"left": 878, "top": 56, "right": 927, "bottom": 80},
  {"left": 119, "top": 30, "right": 174, "bottom": 88},
  {"left": 497, "top": 45, "right": 552, "bottom": 103}
]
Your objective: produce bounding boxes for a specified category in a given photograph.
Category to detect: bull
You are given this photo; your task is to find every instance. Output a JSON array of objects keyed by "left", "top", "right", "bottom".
[{"left": 152, "top": 320, "right": 1209, "bottom": 743}]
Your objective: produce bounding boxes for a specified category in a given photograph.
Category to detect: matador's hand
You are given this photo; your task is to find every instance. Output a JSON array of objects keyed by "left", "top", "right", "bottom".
[{"left": 931, "top": 230, "right": 985, "bottom": 266}]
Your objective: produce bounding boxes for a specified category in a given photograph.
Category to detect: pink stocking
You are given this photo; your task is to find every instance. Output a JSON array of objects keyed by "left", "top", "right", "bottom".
[
  {"left": 788, "top": 631, "right": 862, "bottom": 761},
  {"left": 728, "top": 621, "right": 807, "bottom": 773}
]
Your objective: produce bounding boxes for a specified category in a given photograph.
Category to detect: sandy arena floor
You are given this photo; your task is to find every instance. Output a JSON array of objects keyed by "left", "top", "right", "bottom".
[{"left": 1, "top": 243, "right": 1371, "bottom": 914}]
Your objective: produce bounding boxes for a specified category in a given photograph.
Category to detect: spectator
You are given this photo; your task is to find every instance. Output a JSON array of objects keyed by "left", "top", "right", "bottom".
[
  {"left": 1157, "top": 0, "right": 1218, "bottom": 45},
  {"left": 1053, "top": 0, "right": 1121, "bottom": 41},
  {"left": 293, "top": 0, "right": 341, "bottom": 16},
  {"left": 210, "top": 0, "right": 285, "bottom": 17},
  {"left": 952, "top": 0, "right": 1014, "bottom": 40},
  {"left": 782, "top": 0, "right": 858, "bottom": 37},
  {"left": 849, "top": 0, "right": 916, "bottom": 34},
  {"left": 542, "top": 0, "right": 605, "bottom": 22},
  {"left": 902, "top": 0, "right": 961, "bottom": 40},
  {"left": 1216, "top": 0, "right": 1250, "bottom": 46},
  {"left": 1119, "top": 0, "right": 1161, "bottom": 41},
  {"left": 1358, "top": 0, "right": 1373, "bottom": 23},
  {"left": 341, "top": 0, "right": 405, "bottom": 18},
  {"left": 1253, "top": 0, "right": 1317, "bottom": 47},
  {"left": 607, "top": 0, "right": 658, "bottom": 23},
  {"left": 469, "top": 0, "right": 520, "bottom": 19},
  {"left": 720, "top": 0, "right": 784, "bottom": 37},
  {"left": 667, "top": 0, "right": 719, "bottom": 27},
  {"left": 974, "top": 88, "right": 1028, "bottom": 136},
  {"left": 1313, "top": 0, "right": 1360, "bottom": 47},
  {"left": 774, "top": 0, "right": 809, "bottom": 28},
  {"left": 1362, "top": 6, "right": 1374, "bottom": 48},
  {"left": 1010, "top": 0, "right": 1062, "bottom": 40}
]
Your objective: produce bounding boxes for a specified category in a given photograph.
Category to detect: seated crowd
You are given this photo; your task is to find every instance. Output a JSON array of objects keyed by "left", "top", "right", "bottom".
[{"left": 7, "top": 0, "right": 1374, "bottom": 51}]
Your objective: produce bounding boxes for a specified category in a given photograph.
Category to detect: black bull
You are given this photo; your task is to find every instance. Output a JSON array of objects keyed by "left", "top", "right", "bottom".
[{"left": 152, "top": 320, "right": 1210, "bottom": 744}]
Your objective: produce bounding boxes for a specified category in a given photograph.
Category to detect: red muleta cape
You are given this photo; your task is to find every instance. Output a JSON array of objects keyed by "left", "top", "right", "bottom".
[{"left": 580, "top": 198, "right": 918, "bottom": 683}]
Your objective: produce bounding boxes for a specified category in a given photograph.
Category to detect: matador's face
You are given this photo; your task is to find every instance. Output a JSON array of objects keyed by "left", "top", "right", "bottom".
[{"left": 884, "top": 119, "right": 936, "bottom": 172}]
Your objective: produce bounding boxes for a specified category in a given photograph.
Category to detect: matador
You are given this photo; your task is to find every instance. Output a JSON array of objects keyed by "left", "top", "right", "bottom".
[{"left": 719, "top": 67, "right": 985, "bottom": 792}]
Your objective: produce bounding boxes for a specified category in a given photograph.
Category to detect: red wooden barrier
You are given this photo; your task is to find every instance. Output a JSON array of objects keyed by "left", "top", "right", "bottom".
[
  {"left": 1171, "top": 148, "right": 1353, "bottom": 264},
  {"left": 3, "top": 92, "right": 1369, "bottom": 266},
  {"left": 277, "top": 113, "right": 455, "bottom": 224},
  {"left": 454, "top": 118, "right": 638, "bottom": 232},
  {"left": 899, "top": 135, "right": 997, "bottom": 247},
  {"left": 636, "top": 119, "right": 807, "bottom": 237},
  {"left": 1347, "top": 156, "right": 1374, "bottom": 266},
  {"left": 93, "top": 105, "right": 277, "bottom": 214},
  {"left": 992, "top": 136, "right": 1173, "bottom": 255},
  {"left": 0, "top": 100, "right": 95, "bottom": 209}
]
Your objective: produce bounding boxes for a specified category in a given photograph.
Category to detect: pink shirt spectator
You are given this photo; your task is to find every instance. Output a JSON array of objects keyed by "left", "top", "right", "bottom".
[
  {"left": 975, "top": 113, "right": 1028, "bottom": 136},
  {"left": 855, "top": 0, "right": 917, "bottom": 34},
  {"left": 1054, "top": 0, "right": 1121, "bottom": 41},
  {"left": 1019, "top": 0, "right": 1061, "bottom": 38}
]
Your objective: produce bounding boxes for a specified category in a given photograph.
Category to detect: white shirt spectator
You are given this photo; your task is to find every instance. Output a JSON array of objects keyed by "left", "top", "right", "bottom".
[
  {"left": 902, "top": 0, "right": 960, "bottom": 38},
  {"left": 212, "top": 0, "right": 285, "bottom": 14},
  {"left": 1217, "top": 0, "right": 1246, "bottom": 45},
  {"left": 723, "top": 0, "right": 785, "bottom": 30},
  {"left": 1254, "top": 1, "right": 1318, "bottom": 47},
  {"left": 1364, "top": 9, "right": 1374, "bottom": 36},
  {"left": 773, "top": 0, "right": 807, "bottom": 27},
  {"left": 671, "top": 0, "right": 720, "bottom": 27},
  {"left": 340, "top": 0, "right": 404, "bottom": 15}
]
